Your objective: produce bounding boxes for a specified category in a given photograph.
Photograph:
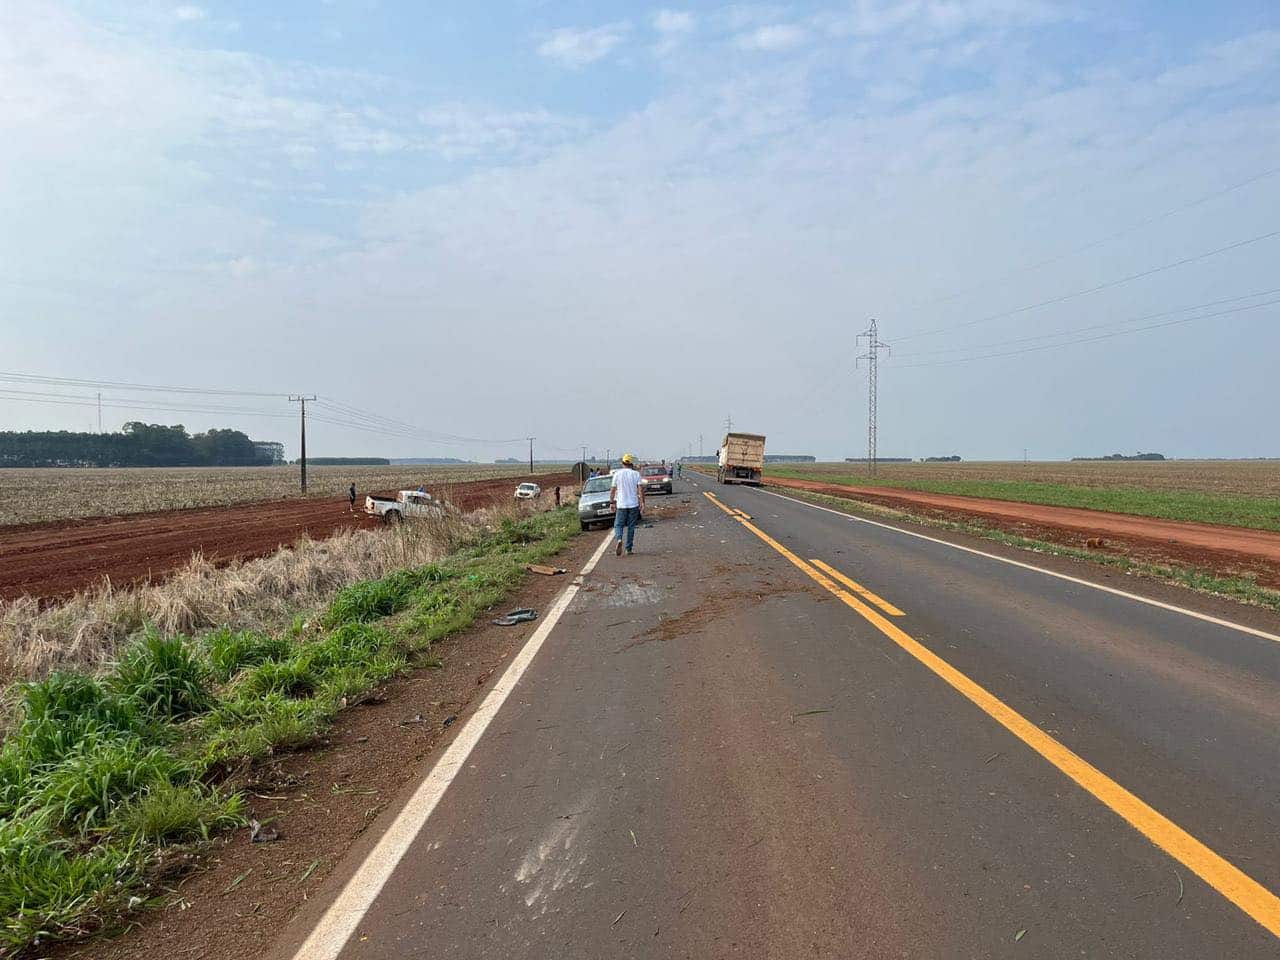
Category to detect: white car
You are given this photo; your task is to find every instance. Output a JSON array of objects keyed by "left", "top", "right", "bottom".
[{"left": 514, "top": 482, "right": 542, "bottom": 500}]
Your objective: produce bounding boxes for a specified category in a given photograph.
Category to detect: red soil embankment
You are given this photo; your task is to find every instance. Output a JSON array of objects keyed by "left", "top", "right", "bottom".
[
  {"left": 0, "top": 473, "right": 577, "bottom": 602},
  {"left": 767, "top": 476, "right": 1280, "bottom": 588}
]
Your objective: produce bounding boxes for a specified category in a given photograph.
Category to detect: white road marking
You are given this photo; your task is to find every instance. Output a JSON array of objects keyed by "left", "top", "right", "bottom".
[
  {"left": 755, "top": 488, "right": 1280, "bottom": 645},
  {"left": 289, "top": 531, "right": 616, "bottom": 960}
]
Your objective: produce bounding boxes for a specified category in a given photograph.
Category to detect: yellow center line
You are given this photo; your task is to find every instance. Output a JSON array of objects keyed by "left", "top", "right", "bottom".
[
  {"left": 809, "top": 559, "right": 906, "bottom": 617},
  {"left": 709, "top": 490, "right": 1280, "bottom": 939}
]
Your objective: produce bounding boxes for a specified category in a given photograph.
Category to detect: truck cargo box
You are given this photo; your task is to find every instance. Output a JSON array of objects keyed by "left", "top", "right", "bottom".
[{"left": 717, "top": 433, "right": 766, "bottom": 485}]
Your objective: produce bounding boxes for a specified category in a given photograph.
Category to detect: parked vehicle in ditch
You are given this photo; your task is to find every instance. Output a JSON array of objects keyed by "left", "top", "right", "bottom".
[
  {"left": 640, "top": 464, "right": 673, "bottom": 494},
  {"left": 365, "top": 490, "right": 443, "bottom": 523},
  {"left": 577, "top": 475, "right": 617, "bottom": 530},
  {"left": 717, "top": 432, "right": 766, "bottom": 485},
  {"left": 514, "top": 482, "right": 542, "bottom": 500}
]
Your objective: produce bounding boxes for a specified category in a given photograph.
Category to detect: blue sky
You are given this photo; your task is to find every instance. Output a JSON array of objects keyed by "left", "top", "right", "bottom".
[{"left": 2, "top": 1, "right": 1278, "bottom": 460}]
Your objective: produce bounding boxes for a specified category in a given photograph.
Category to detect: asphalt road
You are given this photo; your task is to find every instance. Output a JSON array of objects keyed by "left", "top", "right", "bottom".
[{"left": 271, "top": 475, "right": 1280, "bottom": 959}]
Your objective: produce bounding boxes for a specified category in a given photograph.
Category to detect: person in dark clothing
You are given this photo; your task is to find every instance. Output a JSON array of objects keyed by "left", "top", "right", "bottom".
[
  {"left": 554, "top": 485, "right": 561, "bottom": 506},
  {"left": 348, "top": 483, "right": 357, "bottom": 512}
]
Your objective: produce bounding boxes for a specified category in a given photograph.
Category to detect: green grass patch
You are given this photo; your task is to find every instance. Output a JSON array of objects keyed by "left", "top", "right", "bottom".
[
  {"left": 0, "top": 506, "right": 580, "bottom": 953},
  {"left": 767, "top": 468, "right": 1280, "bottom": 532},
  {"left": 774, "top": 487, "right": 1280, "bottom": 613}
]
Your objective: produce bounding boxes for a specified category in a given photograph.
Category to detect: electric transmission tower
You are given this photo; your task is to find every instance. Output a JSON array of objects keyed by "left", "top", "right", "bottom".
[{"left": 855, "top": 319, "right": 890, "bottom": 476}]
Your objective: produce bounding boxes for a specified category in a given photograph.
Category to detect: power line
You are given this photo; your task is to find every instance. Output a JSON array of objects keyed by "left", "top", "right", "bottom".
[
  {"left": 900, "top": 164, "right": 1280, "bottom": 316},
  {"left": 893, "top": 227, "right": 1280, "bottom": 343},
  {"left": 890, "top": 288, "right": 1280, "bottom": 359},
  {"left": 888, "top": 296, "right": 1280, "bottom": 369},
  {"left": 0, "top": 371, "right": 285, "bottom": 398}
]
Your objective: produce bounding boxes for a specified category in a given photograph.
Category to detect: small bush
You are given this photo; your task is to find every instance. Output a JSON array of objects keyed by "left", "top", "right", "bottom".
[
  {"left": 0, "top": 814, "right": 139, "bottom": 952},
  {"left": 35, "top": 736, "right": 191, "bottom": 832},
  {"left": 325, "top": 566, "right": 443, "bottom": 625},
  {"left": 238, "top": 658, "right": 318, "bottom": 699},
  {"left": 108, "top": 781, "right": 244, "bottom": 843},
  {"left": 202, "top": 694, "right": 332, "bottom": 764},
  {"left": 111, "top": 631, "right": 211, "bottom": 721},
  {"left": 204, "top": 628, "right": 291, "bottom": 682}
]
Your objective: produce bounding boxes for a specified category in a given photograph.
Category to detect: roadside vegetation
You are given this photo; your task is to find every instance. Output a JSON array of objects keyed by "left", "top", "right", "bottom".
[
  {"left": 767, "top": 464, "right": 1280, "bottom": 532},
  {"left": 0, "top": 505, "right": 578, "bottom": 954},
  {"left": 0, "top": 463, "right": 557, "bottom": 526},
  {"left": 774, "top": 487, "right": 1280, "bottom": 614}
]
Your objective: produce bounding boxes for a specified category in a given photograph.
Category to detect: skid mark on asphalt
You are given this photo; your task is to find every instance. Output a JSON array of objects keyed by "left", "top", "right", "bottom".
[{"left": 509, "top": 801, "right": 593, "bottom": 913}]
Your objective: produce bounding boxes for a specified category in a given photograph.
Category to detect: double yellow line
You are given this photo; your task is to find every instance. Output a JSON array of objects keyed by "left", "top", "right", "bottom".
[{"left": 704, "top": 491, "right": 1280, "bottom": 939}]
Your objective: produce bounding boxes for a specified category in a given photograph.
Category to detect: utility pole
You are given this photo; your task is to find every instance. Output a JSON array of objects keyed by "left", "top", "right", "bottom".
[
  {"left": 97, "top": 392, "right": 102, "bottom": 433},
  {"left": 289, "top": 395, "right": 316, "bottom": 492},
  {"left": 698, "top": 434, "right": 703, "bottom": 457},
  {"left": 1023, "top": 447, "right": 1029, "bottom": 465},
  {"left": 856, "top": 319, "right": 890, "bottom": 476},
  {"left": 724, "top": 414, "right": 733, "bottom": 434},
  {"left": 527, "top": 437, "right": 535, "bottom": 474},
  {"left": 580, "top": 444, "right": 588, "bottom": 464}
]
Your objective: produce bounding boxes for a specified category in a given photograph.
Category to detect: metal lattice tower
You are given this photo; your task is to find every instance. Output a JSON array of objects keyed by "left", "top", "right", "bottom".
[{"left": 856, "top": 319, "right": 890, "bottom": 476}]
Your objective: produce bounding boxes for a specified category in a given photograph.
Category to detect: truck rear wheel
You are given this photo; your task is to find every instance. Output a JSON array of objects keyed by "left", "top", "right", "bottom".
[{"left": 384, "top": 509, "right": 403, "bottom": 524}]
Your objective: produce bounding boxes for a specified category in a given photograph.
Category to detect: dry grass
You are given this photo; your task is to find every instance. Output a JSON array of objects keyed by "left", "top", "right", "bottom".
[
  {"left": 774, "top": 460, "right": 1280, "bottom": 497},
  {"left": 0, "top": 499, "right": 551, "bottom": 685},
  {"left": 0, "top": 463, "right": 560, "bottom": 526}
]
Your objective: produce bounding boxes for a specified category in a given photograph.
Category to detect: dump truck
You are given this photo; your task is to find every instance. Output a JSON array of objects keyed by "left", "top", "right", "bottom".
[{"left": 717, "top": 433, "right": 766, "bottom": 485}]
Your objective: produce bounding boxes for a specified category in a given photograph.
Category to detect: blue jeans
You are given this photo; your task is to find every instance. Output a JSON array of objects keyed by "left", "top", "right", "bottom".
[{"left": 613, "top": 506, "right": 640, "bottom": 552}]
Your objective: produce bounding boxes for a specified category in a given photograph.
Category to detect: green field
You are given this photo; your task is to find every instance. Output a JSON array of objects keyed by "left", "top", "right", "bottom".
[{"left": 765, "top": 462, "right": 1280, "bottom": 532}]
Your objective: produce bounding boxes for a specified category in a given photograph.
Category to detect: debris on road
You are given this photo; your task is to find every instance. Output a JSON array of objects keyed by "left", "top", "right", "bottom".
[
  {"left": 249, "top": 820, "right": 280, "bottom": 844},
  {"left": 443, "top": 714, "right": 457, "bottom": 728},
  {"left": 492, "top": 608, "right": 538, "bottom": 626}
]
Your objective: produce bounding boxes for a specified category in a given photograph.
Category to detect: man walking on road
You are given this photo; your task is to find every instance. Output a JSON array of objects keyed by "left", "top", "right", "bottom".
[{"left": 610, "top": 453, "right": 645, "bottom": 556}]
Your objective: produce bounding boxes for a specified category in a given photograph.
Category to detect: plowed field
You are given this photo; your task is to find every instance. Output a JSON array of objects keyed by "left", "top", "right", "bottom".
[{"left": 0, "top": 473, "right": 576, "bottom": 602}]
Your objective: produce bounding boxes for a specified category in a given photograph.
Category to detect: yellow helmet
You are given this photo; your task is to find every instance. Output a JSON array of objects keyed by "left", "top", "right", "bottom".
[{"left": 621, "top": 452, "right": 636, "bottom": 465}]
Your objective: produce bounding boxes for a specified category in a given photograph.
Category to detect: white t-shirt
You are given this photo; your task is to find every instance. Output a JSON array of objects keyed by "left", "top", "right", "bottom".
[{"left": 611, "top": 468, "right": 643, "bottom": 509}]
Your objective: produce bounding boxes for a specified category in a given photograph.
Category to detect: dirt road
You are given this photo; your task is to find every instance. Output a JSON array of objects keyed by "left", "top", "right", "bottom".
[
  {"left": 766, "top": 475, "right": 1280, "bottom": 586},
  {"left": 0, "top": 473, "right": 576, "bottom": 602}
]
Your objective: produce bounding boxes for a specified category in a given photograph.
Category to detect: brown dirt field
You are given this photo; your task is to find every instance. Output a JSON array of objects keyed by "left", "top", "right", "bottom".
[
  {"left": 0, "top": 473, "right": 577, "bottom": 603},
  {"left": 766, "top": 477, "right": 1280, "bottom": 588}
]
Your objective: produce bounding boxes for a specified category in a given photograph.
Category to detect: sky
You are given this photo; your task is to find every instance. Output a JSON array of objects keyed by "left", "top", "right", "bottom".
[{"left": 1, "top": 0, "right": 1278, "bottom": 462}]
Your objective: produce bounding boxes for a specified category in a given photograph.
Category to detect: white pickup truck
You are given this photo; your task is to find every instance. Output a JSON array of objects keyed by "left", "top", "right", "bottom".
[{"left": 364, "top": 490, "right": 443, "bottom": 523}]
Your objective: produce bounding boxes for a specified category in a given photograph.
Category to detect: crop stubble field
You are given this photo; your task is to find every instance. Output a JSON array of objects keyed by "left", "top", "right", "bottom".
[
  {"left": 0, "top": 463, "right": 556, "bottom": 526},
  {"left": 766, "top": 460, "right": 1280, "bottom": 531}
]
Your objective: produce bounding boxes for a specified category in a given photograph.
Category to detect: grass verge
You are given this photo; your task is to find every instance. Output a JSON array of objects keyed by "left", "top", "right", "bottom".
[
  {"left": 769, "top": 487, "right": 1280, "bottom": 614},
  {"left": 766, "top": 468, "right": 1280, "bottom": 532},
  {"left": 0, "top": 506, "right": 577, "bottom": 955}
]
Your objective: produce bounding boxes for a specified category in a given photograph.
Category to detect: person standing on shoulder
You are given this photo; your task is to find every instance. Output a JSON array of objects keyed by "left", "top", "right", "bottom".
[
  {"left": 348, "top": 483, "right": 357, "bottom": 513},
  {"left": 610, "top": 453, "right": 645, "bottom": 556}
]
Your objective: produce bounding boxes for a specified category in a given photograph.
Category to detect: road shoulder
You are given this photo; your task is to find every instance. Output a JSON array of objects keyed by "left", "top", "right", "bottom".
[{"left": 50, "top": 528, "right": 604, "bottom": 960}]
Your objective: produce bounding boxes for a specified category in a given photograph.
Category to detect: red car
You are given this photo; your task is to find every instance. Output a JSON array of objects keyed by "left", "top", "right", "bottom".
[{"left": 640, "top": 464, "right": 673, "bottom": 495}]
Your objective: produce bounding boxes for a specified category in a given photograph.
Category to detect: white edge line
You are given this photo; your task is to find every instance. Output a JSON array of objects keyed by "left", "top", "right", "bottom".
[
  {"left": 290, "top": 531, "right": 616, "bottom": 960},
  {"left": 756, "top": 487, "right": 1280, "bottom": 646}
]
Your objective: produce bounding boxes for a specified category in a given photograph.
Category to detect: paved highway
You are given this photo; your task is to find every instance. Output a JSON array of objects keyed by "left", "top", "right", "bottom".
[{"left": 271, "top": 474, "right": 1280, "bottom": 958}]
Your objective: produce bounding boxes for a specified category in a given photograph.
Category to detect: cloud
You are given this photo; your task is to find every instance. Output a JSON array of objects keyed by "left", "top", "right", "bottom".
[
  {"left": 734, "top": 23, "right": 807, "bottom": 51},
  {"left": 173, "top": 4, "right": 206, "bottom": 22},
  {"left": 536, "top": 23, "right": 629, "bottom": 67},
  {"left": 654, "top": 10, "right": 695, "bottom": 35}
]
